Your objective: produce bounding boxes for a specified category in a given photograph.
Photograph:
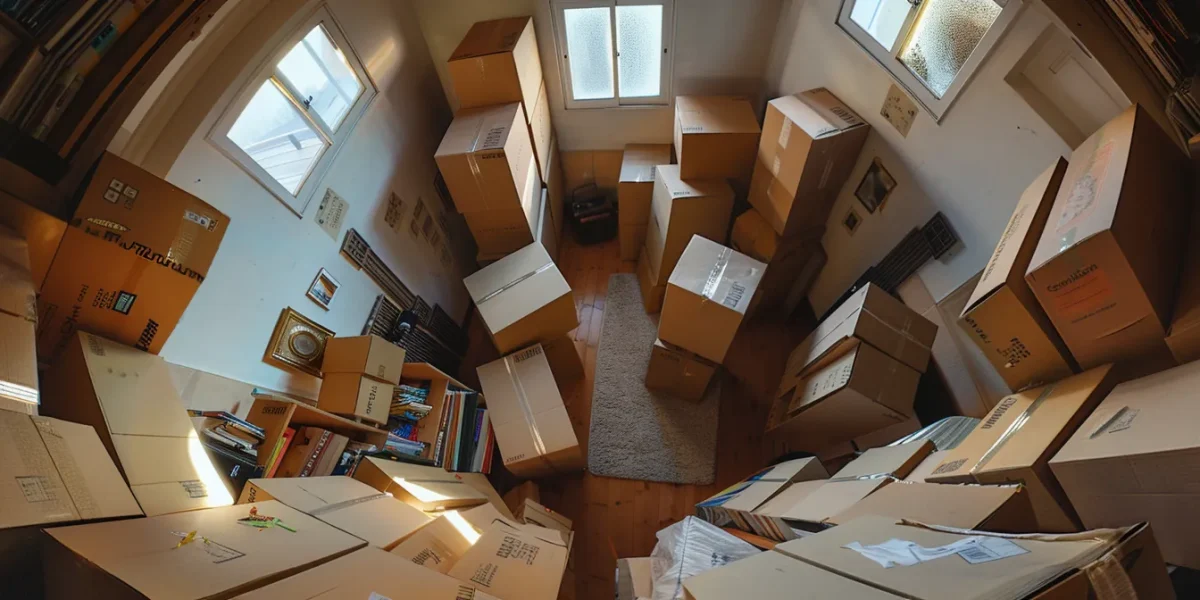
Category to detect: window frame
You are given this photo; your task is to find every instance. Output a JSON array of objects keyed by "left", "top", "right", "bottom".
[
  {"left": 836, "top": 0, "right": 1023, "bottom": 121},
  {"left": 208, "top": 5, "right": 376, "bottom": 217},
  {"left": 552, "top": 0, "right": 675, "bottom": 110}
]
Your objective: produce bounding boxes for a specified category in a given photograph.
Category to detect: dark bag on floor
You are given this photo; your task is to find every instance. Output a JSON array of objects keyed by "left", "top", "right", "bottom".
[{"left": 569, "top": 183, "right": 616, "bottom": 245}]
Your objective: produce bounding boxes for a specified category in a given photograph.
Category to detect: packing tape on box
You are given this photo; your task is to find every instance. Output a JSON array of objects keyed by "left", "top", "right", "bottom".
[
  {"left": 307, "top": 492, "right": 390, "bottom": 517},
  {"left": 502, "top": 348, "right": 554, "bottom": 472},
  {"left": 477, "top": 262, "right": 554, "bottom": 305},
  {"left": 968, "top": 383, "right": 1059, "bottom": 476},
  {"left": 1085, "top": 552, "right": 1138, "bottom": 600},
  {"left": 700, "top": 248, "right": 732, "bottom": 303}
]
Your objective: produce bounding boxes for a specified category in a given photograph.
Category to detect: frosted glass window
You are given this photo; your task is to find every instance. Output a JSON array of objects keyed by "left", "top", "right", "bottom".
[
  {"left": 228, "top": 82, "right": 326, "bottom": 195},
  {"left": 616, "top": 5, "right": 662, "bottom": 98},
  {"left": 899, "top": 0, "right": 1002, "bottom": 97},
  {"left": 850, "top": 0, "right": 913, "bottom": 50},
  {"left": 277, "top": 24, "right": 364, "bottom": 130},
  {"left": 564, "top": 7, "right": 615, "bottom": 100}
]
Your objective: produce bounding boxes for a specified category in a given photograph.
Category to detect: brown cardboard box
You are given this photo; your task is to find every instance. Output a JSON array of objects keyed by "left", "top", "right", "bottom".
[
  {"left": 730, "top": 208, "right": 779, "bottom": 263},
  {"left": 618, "top": 144, "right": 673, "bottom": 261},
  {"left": 436, "top": 102, "right": 535, "bottom": 214},
  {"left": 659, "top": 236, "right": 764, "bottom": 363},
  {"left": 782, "top": 283, "right": 937, "bottom": 380},
  {"left": 529, "top": 82, "right": 552, "bottom": 179},
  {"left": 827, "top": 482, "right": 1036, "bottom": 532},
  {"left": 695, "top": 456, "right": 828, "bottom": 536},
  {"left": 1166, "top": 154, "right": 1200, "bottom": 363},
  {"left": 536, "top": 187, "right": 558, "bottom": 262},
  {"left": 448, "top": 17, "right": 542, "bottom": 121},
  {"left": 37, "top": 153, "right": 229, "bottom": 359},
  {"left": 476, "top": 343, "right": 583, "bottom": 477},
  {"left": 316, "top": 372, "right": 392, "bottom": 425},
  {"left": 42, "top": 500, "right": 364, "bottom": 600},
  {"left": 616, "top": 557, "right": 653, "bottom": 600},
  {"left": 960, "top": 158, "right": 1077, "bottom": 391},
  {"left": 464, "top": 243, "right": 577, "bottom": 354},
  {"left": 0, "top": 191, "right": 67, "bottom": 290},
  {"left": 354, "top": 458, "right": 488, "bottom": 512},
  {"left": 0, "top": 226, "right": 38, "bottom": 411},
  {"left": 752, "top": 229, "right": 826, "bottom": 315},
  {"left": 448, "top": 521, "right": 570, "bottom": 600},
  {"left": 754, "top": 478, "right": 891, "bottom": 537},
  {"left": 546, "top": 136, "right": 565, "bottom": 245},
  {"left": 1050, "top": 358, "right": 1200, "bottom": 567},
  {"left": 389, "top": 514, "right": 478, "bottom": 574},
  {"left": 770, "top": 341, "right": 920, "bottom": 451},
  {"left": 903, "top": 449, "right": 951, "bottom": 483},
  {"left": 684, "top": 547, "right": 890, "bottom": 600},
  {"left": 635, "top": 244, "right": 666, "bottom": 313},
  {"left": 517, "top": 498, "right": 572, "bottom": 534},
  {"left": 541, "top": 333, "right": 585, "bottom": 387},
  {"left": 321, "top": 334, "right": 406, "bottom": 383},
  {"left": 645, "top": 338, "right": 718, "bottom": 401},
  {"left": 1026, "top": 105, "right": 1190, "bottom": 369},
  {"left": 40, "top": 332, "right": 233, "bottom": 515},
  {"left": 459, "top": 501, "right": 572, "bottom": 548},
  {"left": 750, "top": 89, "right": 870, "bottom": 237},
  {"left": 927, "top": 365, "right": 1118, "bottom": 533},
  {"left": 642, "top": 165, "right": 735, "bottom": 288},
  {"left": 830, "top": 440, "right": 935, "bottom": 481},
  {"left": 462, "top": 147, "right": 543, "bottom": 257},
  {"left": 673, "top": 96, "right": 760, "bottom": 180},
  {"left": 235, "top": 547, "right": 496, "bottom": 600},
  {"left": 239, "top": 476, "right": 432, "bottom": 550}
]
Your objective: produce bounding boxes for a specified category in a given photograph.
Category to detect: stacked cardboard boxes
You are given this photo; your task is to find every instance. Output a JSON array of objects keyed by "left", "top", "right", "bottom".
[
  {"left": 618, "top": 144, "right": 672, "bottom": 261},
  {"left": 316, "top": 334, "right": 406, "bottom": 426},
  {"left": 463, "top": 242, "right": 577, "bottom": 355}
]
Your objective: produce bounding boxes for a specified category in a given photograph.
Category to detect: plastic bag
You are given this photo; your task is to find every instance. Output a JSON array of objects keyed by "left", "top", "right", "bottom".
[{"left": 649, "top": 516, "right": 759, "bottom": 600}]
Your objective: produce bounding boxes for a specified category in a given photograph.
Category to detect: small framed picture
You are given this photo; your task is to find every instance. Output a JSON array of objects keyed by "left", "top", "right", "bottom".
[
  {"left": 843, "top": 207, "right": 862, "bottom": 236},
  {"left": 854, "top": 158, "right": 897, "bottom": 213},
  {"left": 306, "top": 268, "right": 340, "bottom": 310}
]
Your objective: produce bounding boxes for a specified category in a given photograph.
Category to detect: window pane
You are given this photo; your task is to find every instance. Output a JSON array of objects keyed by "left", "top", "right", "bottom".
[
  {"left": 616, "top": 5, "right": 662, "bottom": 98},
  {"left": 564, "top": 7, "right": 614, "bottom": 100},
  {"left": 228, "top": 81, "right": 326, "bottom": 195},
  {"left": 850, "top": 0, "right": 913, "bottom": 50},
  {"left": 277, "top": 24, "right": 364, "bottom": 130},
  {"left": 899, "top": 0, "right": 1001, "bottom": 97}
]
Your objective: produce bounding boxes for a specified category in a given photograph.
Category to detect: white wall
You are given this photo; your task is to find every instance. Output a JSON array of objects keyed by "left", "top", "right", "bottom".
[
  {"left": 149, "top": 0, "right": 466, "bottom": 396},
  {"left": 413, "top": 0, "right": 782, "bottom": 150},
  {"left": 767, "top": 0, "right": 1084, "bottom": 314}
]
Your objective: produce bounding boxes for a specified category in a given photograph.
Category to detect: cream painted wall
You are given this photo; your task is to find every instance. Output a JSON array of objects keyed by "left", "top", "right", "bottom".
[
  {"left": 767, "top": 0, "right": 1106, "bottom": 314},
  {"left": 413, "top": 0, "right": 783, "bottom": 150},
  {"left": 150, "top": 0, "right": 466, "bottom": 396}
]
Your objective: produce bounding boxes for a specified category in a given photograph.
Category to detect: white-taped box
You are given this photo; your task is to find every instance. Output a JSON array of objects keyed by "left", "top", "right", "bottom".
[{"left": 649, "top": 516, "right": 759, "bottom": 600}]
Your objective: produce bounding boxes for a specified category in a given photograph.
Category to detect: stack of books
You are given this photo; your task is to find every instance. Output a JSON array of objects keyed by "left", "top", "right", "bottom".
[
  {"left": 188, "top": 410, "right": 266, "bottom": 495},
  {"left": 433, "top": 389, "right": 494, "bottom": 474}
]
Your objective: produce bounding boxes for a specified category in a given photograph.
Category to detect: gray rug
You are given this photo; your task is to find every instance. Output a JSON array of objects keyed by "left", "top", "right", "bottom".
[{"left": 588, "top": 274, "right": 719, "bottom": 485}]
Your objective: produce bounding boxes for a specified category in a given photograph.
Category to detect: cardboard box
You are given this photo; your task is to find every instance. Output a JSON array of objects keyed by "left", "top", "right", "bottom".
[
  {"left": 321, "top": 334, "right": 406, "bottom": 383},
  {"left": 830, "top": 440, "right": 935, "bottom": 481},
  {"left": 659, "top": 236, "right": 764, "bottom": 363},
  {"left": 354, "top": 457, "right": 488, "bottom": 512},
  {"left": 750, "top": 89, "right": 870, "bottom": 237},
  {"left": 436, "top": 102, "right": 535, "bottom": 215},
  {"left": 541, "top": 333, "right": 584, "bottom": 386},
  {"left": 903, "top": 449, "right": 951, "bottom": 483},
  {"left": 0, "top": 311, "right": 37, "bottom": 411},
  {"left": 616, "top": 557, "right": 653, "bottom": 600},
  {"left": 239, "top": 476, "right": 432, "bottom": 550},
  {"left": 752, "top": 230, "right": 826, "bottom": 315},
  {"left": 316, "top": 372, "right": 392, "bottom": 425},
  {"left": 1025, "top": 105, "right": 1190, "bottom": 369},
  {"left": 529, "top": 82, "right": 552, "bottom": 179},
  {"left": 684, "top": 547, "right": 887, "bottom": 600},
  {"left": 462, "top": 148, "right": 543, "bottom": 257},
  {"left": 389, "top": 514, "right": 479, "bottom": 574},
  {"left": 536, "top": 186, "right": 557, "bottom": 262},
  {"left": 960, "top": 158, "right": 1077, "bottom": 391},
  {"left": 645, "top": 338, "right": 718, "bottom": 401},
  {"left": 448, "top": 17, "right": 542, "bottom": 122},
  {"left": 1050, "top": 358, "right": 1200, "bottom": 567},
  {"left": 753, "top": 478, "right": 890, "bottom": 538},
  {"left": 635, "top": 244, "right": 666, "bottom": 313},
  {"left": 464, "top": 242, "right": 577, "bottom": 354},
  {"left": 642, "top": 165, "right": 735, "bottom": 288},
  {"left": 783, "top": 283, "right": 937, "bottom": 380},
  {"left": 927, "top": 365, "right": 1118, "bottom": 532},
  {"left": 827, "top": 481, "right": 1035, "bottom": 532},
  {"left": 516, "top": 498, "right": 572, "bottom": 534},
  {"left": 42, "top": 500, "right": 364, "bottom": 600},
  {"left": 1165, "top": 152, "right": 1200, "bottom": 363},
  {"left": 673, "top": 96, "right": 760, "bottom": 180},
  {"left": 447, "top": 521, "right": 570, "bottom": 600},
  {"left": 236, "top": 547, "right": 496, "bottom": 600},
  {"left": 546, "top": 135, "right": 564, "bottom": 246},
  {"left": 769, "top": 341, "right": 921, "bottom": 452},
  {"left": 459, "top": 501, "right": 572, "bottom": 548},
  {"left": 695, "top": 456, "right": 828, "bottom": 536},
  {"left": 477, "top": 343, "right": 583, "bottom": 477},
  {"left": 37, "top": 152, "right": 229, "bottom": 359},
  {"left": 40, "top": 332, "right": 233, "bottom": 515},
  {"left": 730, "top": 207, "right": 779, "bottom": 263},
  {"left": 618, "top": 144, "right": 673, "bottom": 261}
]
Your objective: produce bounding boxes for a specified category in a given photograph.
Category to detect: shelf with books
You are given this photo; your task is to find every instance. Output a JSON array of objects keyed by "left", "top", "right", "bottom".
[
  {"left": 245, "top": 396, "right": 389, "bottom": 474},
  {"left": 398, "top": 362, "right": 494, "bottom": 474}
]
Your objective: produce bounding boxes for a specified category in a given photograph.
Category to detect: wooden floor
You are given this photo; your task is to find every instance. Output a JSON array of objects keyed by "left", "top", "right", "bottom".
[{"left": 463, "top": 234, "right": 813, "bottom": 600}]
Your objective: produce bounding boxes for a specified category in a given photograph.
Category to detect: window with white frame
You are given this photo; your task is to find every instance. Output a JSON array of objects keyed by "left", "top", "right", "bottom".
[
  {"left": 552, "top": 0, "right": 674, "bottom": 109},
  {"left": 210, "top": 6, "right": 375, "bottom": 215},
  {"left": 838, "top": 0, "right": 1022, "bottom": 121}
]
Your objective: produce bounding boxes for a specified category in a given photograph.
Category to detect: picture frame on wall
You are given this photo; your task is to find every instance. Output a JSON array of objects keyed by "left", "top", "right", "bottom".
[
  {"left": 843, "top": 207, "right": 862, "bottom": 236},
  {"left": 854, "top": 158, "right": 897, "bottom": 213},
  {"left": 307, "top": 268, "right": 340, "bottom": 310},
  {"left": 263, "top": 307, "right": 335, "bottom": 377}
]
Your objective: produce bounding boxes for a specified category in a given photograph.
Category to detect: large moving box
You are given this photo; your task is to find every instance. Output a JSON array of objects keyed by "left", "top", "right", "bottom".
[
  {"left": 37, "top": 152, "right": 229, "bottom": 358},
  {"left": 644, "top": 338, "right": 718, "bottom": 401},
  {"left": 353, "top": 458, "right": 488, "bottom": 511},
  {"left": 447, "top": 521, "right": 571, "bottom": 600},
  {"left": 658, "top": 236, "right": 764, "bottom": 364},
  {"left": 239, "top": 476, "right": 432, "bottom": 550},
  {"left": 640, "top": 165, "right": 735, "bottom": 291},
  {"left": 695, "top": 456, "right": 828, "bottom": 535},
  {"left": 321, "top": 334, "right": 406, "bottom": 383},
  {"left": 1025, "top": 105, "right": 1190, "bottom": 369},
  {"left": 673, "top": 96, "right": 760, "bottom": 180},
  {"left": 315, "top": 372, "right": 391, "bottom": 425},
  {"left": 235, "top": 547, "right": 496, "bottom": 600},
  {"left": 0, "top": 225, "right": 38, "bottom": 411},
  {"left": 477, "top": 343, "right": 583, "bottom": 477},
  {"left": 463, "top": 158, "right": 543, "bottom": 258},
  {"left": 827, "top": 481, "right": 1035, "bottom": 532},
  {"left": 448, "top": 17, "right": 542, "bottom": 122},
  {"left": 960, "top": 158, "right": 1076, "bottom": 391},
  {"left": 389, "top": 513, "right": 477, "bottom": 574},
  {"left": 1051, "top": 358, "right": 1200, "bottom": 567},
  {"left": 618, "top": 144, "right": 672, "bottom": 260},
  {"left": 731, "top": 208, "right": 826, "bottom": 313},
  {"left": 464, "top": 243, "right": 577, "bottom": 354},
  {"left": 41, "top": 500, "right": 364, "bottom": 600},
  {"left": 546, "top": 136, "right": 565, "bottom": 245},
  {"left": 41, "top": 332, "right": 233, "bottom": 515},
  {"left": 750, "top": 89, "right": 869, "bottom": 237},
  {"left": 927, "top": 366, "right": 1118, "bottom": 532},
  {"left": 435, "top": 102, "right": 535, "bottom": 215}
]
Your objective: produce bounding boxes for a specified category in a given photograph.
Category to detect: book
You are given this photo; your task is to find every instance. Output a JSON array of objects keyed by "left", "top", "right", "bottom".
[
  {"left": 455, "top": 392, "right": 479, "bottom": 472},
  {"left": 276, "top": 427, "right": 327, "bottom": 478},
  {"left": 472, "top": 410, "right": 491, "bottom": 473},
  {"left": 42, "top": 0, "right": 103, "bottom": 50},
  {"left": 312, "top": 434, "right": 348, "bottom": 477},
  {"left": 188, "top": 410, "right": 266, "bottom": 439},
  {"left": 299, "top": 429, "right": 334, "bottom": 477},
  {"left": 264, "top": 427, "right": 295, "bottom": 478}
]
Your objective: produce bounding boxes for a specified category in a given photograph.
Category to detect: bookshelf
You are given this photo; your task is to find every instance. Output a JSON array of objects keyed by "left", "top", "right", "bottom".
[
  {"left": 0, "top": 0, "right": 228, "bottom": 219},
  {"left": 245, "top": 396, "right": 389, "bottom": 470}
]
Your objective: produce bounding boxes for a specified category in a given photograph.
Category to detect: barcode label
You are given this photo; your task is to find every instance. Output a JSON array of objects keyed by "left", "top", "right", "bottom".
[
  {"left": 723, "top": 282, "right": 746, "bottom": 308},
  {"left": 958, "top": 538, "right": 1028, "bottom": 564}
]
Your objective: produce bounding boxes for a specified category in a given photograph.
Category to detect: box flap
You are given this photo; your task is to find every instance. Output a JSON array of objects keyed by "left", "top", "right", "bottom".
[
  {"left": 361, "top": 458, "right": 487, "bottom": 505},
  {"left": 774, "top": 479, "right": 890, "bottom": 524},
  {"left": 755, "top": 479, "right": 828, "bottom": 518},
  {"left": 434, "top": 103, "right": 522, "bottom": 159},
  {"left": 0, "top": 411, "right": 81, "bottom": 528},
  {"left": 111, "top": 434, "right": 234, "bottom": 514},
  {"left": 45, "top": 500, "right": 364, "bottom": 599},
  {"left": 34, "top": 416, "right": 141, "bottom": 521},
  {"left": 831, "top": 441, "right": 934, "bottom": 481},
  {"left": 768, "top": 89, "right": 865, "bottom": 140},
  {"left": 655, "top": 164, "right": 735, "bottom": 200},
  {"left": 676, "top": 96, "right": 761, "bottom": 135},
  {"left": 464, "top": 243, "right": 569, "bottom": 333},
  {"left": 666, "top": 235, "right": 765, "bottom": 316},
  {"left": 827, "top": 481, "right": 1023, "bottom": 528},
  {"left": 683, "top": 548, "right": 898, "bottom": 599},
  {"left": 447, "top": 520, "right": 569, "bottom": 600},
  {"left": 965, "top": 158, "right": 1068, "bottom": 312},
  {"left": 77, "top": 332, "right": 196, "bottom": 438},
  {"left": 450, "top": 17, "right": 530, "bottom": 60},
  {"left": 389, "top": 514, "right": 479, "bottom": 574},
  {"left": 460, "top": 501, "right": 571, "bottom": 547},
  {"left": 698, "top": 457, "right": 827, "bottom": 513},
  {"left": 620, "top": 144, "right": 672, "bottom": 183}
]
